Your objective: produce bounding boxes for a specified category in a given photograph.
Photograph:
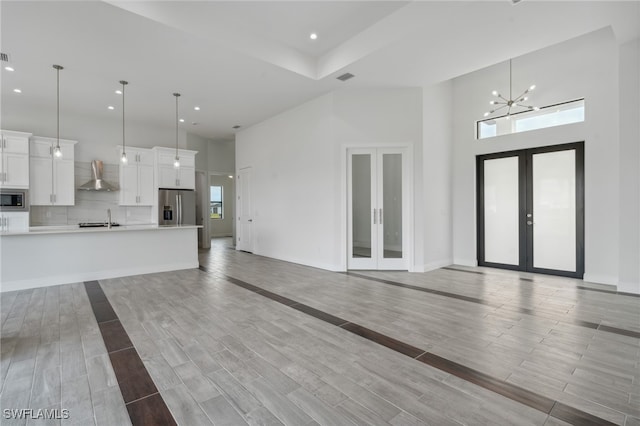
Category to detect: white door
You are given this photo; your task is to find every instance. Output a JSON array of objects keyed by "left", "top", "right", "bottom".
[
  {"left": 348, "top": 148, "right": 408, "bottom": 270},
  {"left": 237, "top": 167, "right": 253, "bottom": 252}
]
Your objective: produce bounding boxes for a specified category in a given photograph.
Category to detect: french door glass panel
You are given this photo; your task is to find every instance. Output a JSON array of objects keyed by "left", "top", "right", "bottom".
[
  {"left": 382, "top": 153, "right": 403, "bottom": 259},
  {"left": 483, "top": 156, "right": 520, "bottom": 265},
  {"left": 352, "top": 154, "right": 373, "bottom": 259},
  {"left": 532, "top": 150, "right": 576, "bottom": 271}
]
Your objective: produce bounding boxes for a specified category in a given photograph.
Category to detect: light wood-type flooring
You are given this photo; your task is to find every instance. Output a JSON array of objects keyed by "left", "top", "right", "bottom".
[{"left": 1, "top": 237, "right": 639, "bottom": 425}]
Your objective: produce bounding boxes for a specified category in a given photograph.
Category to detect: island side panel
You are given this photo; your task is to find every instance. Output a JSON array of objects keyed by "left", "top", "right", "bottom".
[{"left": 0, "top": 227, "right": 198, "bottom": 292}]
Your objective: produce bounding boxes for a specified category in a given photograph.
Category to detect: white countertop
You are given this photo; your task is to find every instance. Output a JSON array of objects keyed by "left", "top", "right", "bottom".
[{"left": 1, "top": 224, "right": 202, "bottom": 236}]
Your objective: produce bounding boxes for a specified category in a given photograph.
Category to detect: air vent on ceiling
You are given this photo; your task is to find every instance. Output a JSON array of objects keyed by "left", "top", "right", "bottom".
[
  {"left": 0, "top": 53, "right": 10, "bottom": 62},
  {"left": 336, "top": 73, "right": 355, "bottom": 82},
  {"left": 232, "top": 125, "right": 241, "bottom": 129}
]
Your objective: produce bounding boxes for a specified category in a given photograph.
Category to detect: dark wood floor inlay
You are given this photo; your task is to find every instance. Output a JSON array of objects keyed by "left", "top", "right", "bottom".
[
  {"left": 340, "top": 322, "right": 425, "bottom": 358},
  {"left": 290, "top": 303, "right": 350, "bottom": 326},
  {"left": 218, "top": 273, "right": 618, "bottom": 426},
  {"left": 549, "top": 402, "right": 617, "bottom": 426},
  {"left": 99, "top": 320, "right": 134, "bottom": 353},
  {"left": 126, "top": 393, "right": 177, "bottom": 426},
  {"left": 416, "top": 352, "right": 555, "bottom": 413},
  {"left": 109, "top": 348, "right": 159, "bottom": 403},
  {"left": 346, "top": 272, "right": 640, "bottom": 340},
  {"left": 84, "top": 281, "right": 177, "bottom": 426}
]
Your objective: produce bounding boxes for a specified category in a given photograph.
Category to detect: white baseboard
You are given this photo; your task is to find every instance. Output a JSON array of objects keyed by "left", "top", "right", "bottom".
[
  {"left": 583, "top": 273, "right": 618, "bottom": 286},
  {"left": 211, "top": 233, "right": 232, "bottom": 238},
  {"left": 1, "top": 262, "right": 199, "bottom": 293},
  {"left": 254, "top": 251, "right": 342, "bottom": 272},
  {"left": 423, "top": 258, "right": 453, "bottom": 272},
  {"left": 616, "top": 280, "right": 640, "bottom": 295},
  {"left": 453, "top": 258, "right": 478, "bottom": 267}
]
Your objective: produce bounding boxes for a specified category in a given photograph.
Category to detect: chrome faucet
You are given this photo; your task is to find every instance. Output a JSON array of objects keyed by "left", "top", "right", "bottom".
[{"left": 107, "top": 209, "right": 112, "bottom": 229}]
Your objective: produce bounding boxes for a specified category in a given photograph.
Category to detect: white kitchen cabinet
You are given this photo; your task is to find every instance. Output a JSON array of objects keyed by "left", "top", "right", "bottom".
[
  {"left": 29, "top": 136, "right": 77, "bottom": 206},
  {"left": 118, "top": 147, "right": 154, "bottom": 206},
  {"left": 0, "top": 130, "right": 31, "bottom": 189},
  {"left": 153, "top": 147, "right": 197, "bottom": 190},
  {"left": 0, "top": 212, "right": 29, "bottom": 232}
]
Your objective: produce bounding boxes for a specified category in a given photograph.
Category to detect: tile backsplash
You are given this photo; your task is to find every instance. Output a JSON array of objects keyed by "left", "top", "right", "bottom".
[{"left": 30, "top": 162, "right": 153, "bottom": 226}]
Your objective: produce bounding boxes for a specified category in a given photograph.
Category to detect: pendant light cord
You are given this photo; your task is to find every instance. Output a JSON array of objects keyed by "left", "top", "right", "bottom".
[
  {"left": 173, "top": 93, "right": 180, "bottom": 160},
  {"left": 52, "top": 65, "right": 63, "bottom": 153},
  {"left": 120, "top": 80, "right": 128, "bottom": 157}
]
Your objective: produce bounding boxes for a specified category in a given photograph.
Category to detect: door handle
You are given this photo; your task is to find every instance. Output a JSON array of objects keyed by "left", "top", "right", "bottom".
[{"left": 373, "top": 209, "right": 377, "bottom": 225}]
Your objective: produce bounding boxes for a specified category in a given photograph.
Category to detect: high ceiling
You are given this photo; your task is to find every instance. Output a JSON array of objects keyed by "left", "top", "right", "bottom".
[{"left": 2, "top": 1, "right": 638, "bottom": 141}]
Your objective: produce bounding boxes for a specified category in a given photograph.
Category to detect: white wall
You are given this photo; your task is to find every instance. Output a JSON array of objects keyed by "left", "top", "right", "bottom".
[
  {"left": 236, "top": 88, "right": 423, "bottom": 271},
  {"left": 422, "top": 82, "right": 453, "bottom": 271},
  {"left": 186, "top": 132, "right": 209, "bottom": 172},
  {"left": 3, "top": 104, "right": 187, "bottom": 164},
  {"left": 209, "top": 140, "right": 236, "bottom": 173},
  {"left": 618, "top": 38, "right": 640, "bottom": 294},
  {"left": 452, "top": 28, "right": 623, "bottom": 286}
]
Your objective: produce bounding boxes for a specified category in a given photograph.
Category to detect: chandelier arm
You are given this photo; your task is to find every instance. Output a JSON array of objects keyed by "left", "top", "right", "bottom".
[
  {"left": 497, "top": 94, "right": 509, "bottom": 102},
  {"left": 490, "top": 105, "right": 508, "bottom": 115},
  {"left": 513, "top": 89, "right": 530, "bottom": 101}
]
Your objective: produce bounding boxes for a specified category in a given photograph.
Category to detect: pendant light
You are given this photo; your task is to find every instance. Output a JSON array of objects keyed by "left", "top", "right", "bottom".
[
  {"left": 52, "top": 65, "right": 64, "bottom": 158},
  {"left": 484, "top": 59, "right": 539, "bottom": 118},
  {"left": 173, "top": 93, "right": 180, "bottom": 169},
  {"left": 120, "top": 80, "right": 128, "bottom": 163}
]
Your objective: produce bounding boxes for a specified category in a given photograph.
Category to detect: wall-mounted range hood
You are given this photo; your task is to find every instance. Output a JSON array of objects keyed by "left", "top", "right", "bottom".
[{"left": 77, "top": 160, "right": 119, "bottom": 191}]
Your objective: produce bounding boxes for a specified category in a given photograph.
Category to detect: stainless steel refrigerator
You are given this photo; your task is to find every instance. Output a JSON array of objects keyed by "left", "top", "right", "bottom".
[{"left": 158, "top": 189, "right": 196, "bottom": 226}]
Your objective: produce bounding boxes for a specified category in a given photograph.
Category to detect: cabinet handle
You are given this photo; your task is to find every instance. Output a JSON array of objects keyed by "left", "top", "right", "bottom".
[
  {"left": 373, "top": 209, "right": 377, "bottom": 225},
  {"left": 379, "top": 208, "right": 383, "bottom": 225}
]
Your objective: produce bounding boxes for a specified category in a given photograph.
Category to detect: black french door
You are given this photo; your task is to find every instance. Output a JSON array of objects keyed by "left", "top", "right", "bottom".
[{"left": 477, "top": 142, "right": 584, "bottom": 278}]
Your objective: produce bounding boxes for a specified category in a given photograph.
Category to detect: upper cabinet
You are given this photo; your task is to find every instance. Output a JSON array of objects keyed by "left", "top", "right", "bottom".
[
  {"left": 153, "top": 147, "right": 197, "bottom": 190},
  {"left": 118, "top": 146, "right": 154, "bottom": 206},
  {"left": 29, "top": 136, "right": 77, "bottom": 206},
  {"left": 0, "top": 130, "right": 32, "bottom": 189}
]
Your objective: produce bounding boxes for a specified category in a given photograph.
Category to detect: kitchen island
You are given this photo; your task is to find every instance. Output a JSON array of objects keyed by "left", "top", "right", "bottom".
[{"left": 0, "top": 224, "right": 200, "bottom": 292}]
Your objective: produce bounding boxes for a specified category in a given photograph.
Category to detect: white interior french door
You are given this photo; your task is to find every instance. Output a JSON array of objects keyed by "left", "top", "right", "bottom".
[
  {"left": 477, "top": 142, "right": 584, "bottom": 278},
  {"left": 348, "top": 148, "right": 408, "bottom": 270}
]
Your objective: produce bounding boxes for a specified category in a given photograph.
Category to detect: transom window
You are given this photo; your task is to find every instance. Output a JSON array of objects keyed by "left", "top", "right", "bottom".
[{"left": 477, "top": 99, "right": 585, "bottom": 140}]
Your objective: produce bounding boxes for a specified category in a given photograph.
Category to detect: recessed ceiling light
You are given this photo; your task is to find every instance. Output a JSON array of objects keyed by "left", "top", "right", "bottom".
[
  {"left": 179, "top": 118, "right": 185, "bottom": 123},
  {"left": 115, "top": 90, "right": 122, "bottom": 95},
  {"left": 310, "top": 33, "right": 318, "bottom": 40},
  {"left": 228, "top": 175, "right": 233, "bottom": 179},
  {"left": 194, "top": 106, "right": 200, "bottom": 111},
  {"left": 108, "top": 105, "right": 115, "bottom": 110},
  {"left": 5, "top": 66, "right": 14, "bottom": 72},
  {"left": 13, "top": 88, "right": 21, "bottom": 93}
]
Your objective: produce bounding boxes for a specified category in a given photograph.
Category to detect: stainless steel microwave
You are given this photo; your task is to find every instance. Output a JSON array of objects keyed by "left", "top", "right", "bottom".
[{"left": 0, "top": 190, "right": 29, "bottom": 211}]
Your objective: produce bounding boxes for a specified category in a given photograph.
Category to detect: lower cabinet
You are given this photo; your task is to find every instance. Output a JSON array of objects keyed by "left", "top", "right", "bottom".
[{"left": 0, "top": 212, "right": 29, "bottom": 232}]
